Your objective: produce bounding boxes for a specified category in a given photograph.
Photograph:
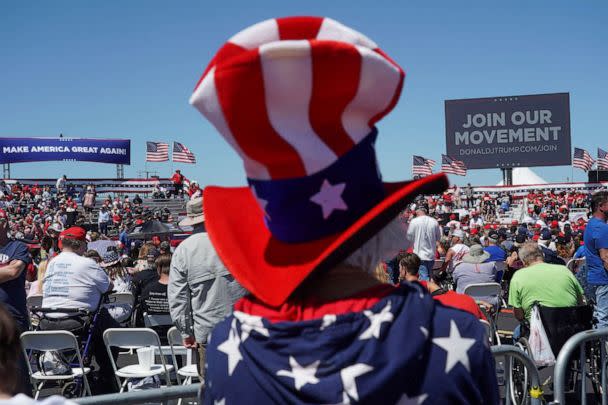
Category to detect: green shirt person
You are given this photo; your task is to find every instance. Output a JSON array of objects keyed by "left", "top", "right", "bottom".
[{"left": 509, "top": 242, "right": 584, "bottom": 321}]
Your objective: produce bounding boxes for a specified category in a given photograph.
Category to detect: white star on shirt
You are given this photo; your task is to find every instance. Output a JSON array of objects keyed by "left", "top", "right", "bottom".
[
  {"left": 359, "top": 301, "right": 394, "bottom": 340},
  {"left": 276, "top": 356, "right": 321, "bottom": 390},
  {"left": 310, "top": 179, "right": 348, "bottom": 219},
  {"left": 233, "top": 311, "right": 269, "bottom": 341},
  {"left": 320, "top": 314, "right": 337, "bottom": 330},
  {"left": 396, "top": 392, "right": 428, "bottom": 405},
  {"left": 214, "top": 398, "right": 225, "bottom": 405},
  {"left": 419, "top": 326, "right": 429, "bottom": 339},
  {"left": 340, "top": 363, "right": 373, "bottom": 403},
  {"left": 217, "top": 319, "right": 242, "bottom": 376},
  {"left": 432, "top": 320, "right": 476, "bottom": 373}
]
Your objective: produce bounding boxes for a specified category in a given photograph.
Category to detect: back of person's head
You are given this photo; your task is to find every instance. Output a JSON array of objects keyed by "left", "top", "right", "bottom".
[
  {"left": 399, "top": 253, "right": 421, "bottom": 278},
  {"left": 0, "top": 304, "right": 21, "bottom": 396},
  {"left": 155, "top": 253, "right": 172, "bottom": 276},
  {"left": 518, "top": 242, "right": 544, "bottom": 267},
  {"left": 591, "top": 191, "right": 608, "bottom": 213},
  {"left": 83, "top": 249, "right": 102, "bottom": 263}
]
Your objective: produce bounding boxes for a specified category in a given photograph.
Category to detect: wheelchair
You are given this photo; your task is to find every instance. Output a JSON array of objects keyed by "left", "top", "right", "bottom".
[
  {"left": 29, "top": 293, "right": 112, "bottom": 398},
  {"left": 510, "top": 303, "right": 596, "bottom": 405}
]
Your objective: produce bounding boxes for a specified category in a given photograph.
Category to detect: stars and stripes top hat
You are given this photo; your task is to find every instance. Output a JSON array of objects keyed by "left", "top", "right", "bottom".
[{"left": 190, "top": 16, "right": 448, "bottom": 305}]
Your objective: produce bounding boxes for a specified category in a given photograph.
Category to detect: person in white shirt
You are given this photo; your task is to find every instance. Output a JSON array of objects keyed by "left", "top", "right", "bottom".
[
  {"left": 97, "top": 206, "right": 110, "bottom": 235},
  {"left": 55, "top": 175, "right": 67, "bottom": 195},
  {"left": 443, "top": 229, "right": 470, "bottom": 272},
  {"left": 40, "top": 227, "right": 119, "bottom": 394},
  {"left": 406, "top": 208, "right": 441, "bottom": 280},
  {"left": 469, "top": 211, "right": 484, "bottom": 228}
]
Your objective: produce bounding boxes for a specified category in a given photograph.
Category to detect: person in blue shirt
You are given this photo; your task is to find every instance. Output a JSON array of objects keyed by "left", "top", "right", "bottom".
[
  {"left": 484, "top": 230, "right": 507, "bottom": 262},
  {"left": 585, "top": 191, "right": 608, "bottom": 328}
]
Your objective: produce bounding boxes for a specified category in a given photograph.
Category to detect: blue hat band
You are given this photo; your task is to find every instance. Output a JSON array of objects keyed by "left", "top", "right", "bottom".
[{"left": 248, "top": 129, "right": 385, "bottom": 243}]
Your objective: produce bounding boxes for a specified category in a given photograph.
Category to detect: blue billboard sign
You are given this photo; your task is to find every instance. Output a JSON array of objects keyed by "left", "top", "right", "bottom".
[{"left": 0, "top": 137, "right": 131, "bottom": 165}]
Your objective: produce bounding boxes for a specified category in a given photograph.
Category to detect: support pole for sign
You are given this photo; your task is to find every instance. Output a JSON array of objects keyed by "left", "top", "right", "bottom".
[
  {"left": 2, "top": 164, "right": 10, "bottom": 179},
  {"left": 116, "top": 164, "right": 125, "bottom": 179},
  {"left": 501, "top": 168, "right": 513, "bottom": 186}
]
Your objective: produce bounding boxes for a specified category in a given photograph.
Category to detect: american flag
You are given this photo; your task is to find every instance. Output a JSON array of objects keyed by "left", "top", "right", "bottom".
[
  {"left": 146, "top": 141, "right": 169, "bottom": 162},
  {"left": 412, "top": 156, "right": 435, "bottom": 177},
  {"left": 173, "top": 142, "right": 196, "bottom": 164},
  {"left": 598, "top": 148, "right": 608, "bottom": 170},
  {"left": 204, "top": 283, "right": 499, "bottom": 404},
  {"left": 441, "top": 154, "right": 467, "bottom": 176},
  {"left": 573, "top": 147, "right": 594, "bottom": 171}
]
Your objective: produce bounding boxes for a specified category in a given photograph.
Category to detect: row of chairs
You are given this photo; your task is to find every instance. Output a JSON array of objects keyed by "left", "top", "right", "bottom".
[{"left": 21, "top": 326, "right": 199, "bottom": 398}]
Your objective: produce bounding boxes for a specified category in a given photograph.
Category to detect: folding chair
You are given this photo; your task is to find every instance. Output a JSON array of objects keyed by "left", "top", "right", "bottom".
[
  {"left": 103, "top": 328, "right": 174, "bottom": 392},
  {"left": 167, "top": 327, "right": 199, "bottom": 385},
  {"left": 21, "top": 331, "right": 92, "bottom": 399},
  {"left": 26, "top": 294, "right": 43, "bottom": 310},
  {"left": 566, "top": 258, "right": 586, "bottom": 273},
  {"left": 106, "top": 292, "right": 135, "bottom": 325},
  {"left": 479, "top": 319, "right": 494, "bottom": 346},
  {"left": 464, "top": 282, "right": 503, "bottom": 345}
]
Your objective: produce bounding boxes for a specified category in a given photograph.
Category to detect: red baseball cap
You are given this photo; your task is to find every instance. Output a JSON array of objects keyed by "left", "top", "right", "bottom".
[
  {"left": 532, "top": 234, "right": 540, "bottom": 241},
  {"left": 534, "top": 223, "right": 541, "bottom": 229},
  {"left": 511, "top": 220, "right": 518, "bottom": 225},
  {"left": 550, "top": 220, "right": 559, "bottom": 228},
  {"left": 58, "top": 227, "right": 87, "bottom": 249},
  {"left": 470, "top": 229, "right": 479, "bottom": 235}
]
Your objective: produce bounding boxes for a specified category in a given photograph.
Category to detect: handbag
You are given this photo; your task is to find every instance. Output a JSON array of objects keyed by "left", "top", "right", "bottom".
[{"left": 528, "top": 305, "right": 556, "bottom": 367}]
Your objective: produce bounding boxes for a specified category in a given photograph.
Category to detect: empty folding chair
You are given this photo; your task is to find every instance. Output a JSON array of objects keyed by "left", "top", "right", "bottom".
[
  {"left": 103, "top": 328, "right": 174, "bottom": 393},
  {"left": 21, "top": 330, "right": 91, "bottom": 399},
  {"left": 167, "top": 327, "right": 200, "bottom": 385}
]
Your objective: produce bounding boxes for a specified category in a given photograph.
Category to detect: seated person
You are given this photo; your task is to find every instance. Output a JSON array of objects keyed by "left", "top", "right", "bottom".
[
  {"left": 139, "top": 254, "right": 172, "bottom": 340},
  {"left": 442, "top": 229, "right": 469, "bottom": 273},
  {"left": 508, "top": 242, "right": 584, "bottom": 341},
  {"left": 452, "top": 245, "right": 500, "bottom": 308},
  {"left": 131, "top": 247, "right": 160, "bottom": 300},
  {"left": 100, "top": 251, "right": 132, "bottom": 324},
  {"left": 41, "top": 227, "right": 119, "bottom": 394},
  {"left": 484, "top": 230, "right": 507, "bottom": 262},
  {"left": 400, "top": 253, "right": 486, "bottom": 320}
]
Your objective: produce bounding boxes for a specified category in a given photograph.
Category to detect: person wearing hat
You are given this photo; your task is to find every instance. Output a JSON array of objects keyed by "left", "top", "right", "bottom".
[
  {"left": 171, "top": 169, "right": 185, "bottom": 199},
  {"left": 41, "top": 226, "right": 119, "bottom": 393},
  {"left": 537, "top": 228, "right": 566, "bottom": 266},
  {"left": 100, "top": 251, "right": 132, "bottom": 323},
  {"left": 484, "top": 230, "right": 507, "bottom": 262},
  {"left": 168, "top": 197, "right": 246, "bottom": 378},
  {"left": 452, "top": 245, "right": 499, "bottom": 307},
  {"left": 469, "top": 210, "right": 484, "bottom": 228},
  {"left": 442, "top": 229, "right": 469, "bottom": 273},
  {"left": 190, "top": 16, "right": 497, "bottom": 404}
]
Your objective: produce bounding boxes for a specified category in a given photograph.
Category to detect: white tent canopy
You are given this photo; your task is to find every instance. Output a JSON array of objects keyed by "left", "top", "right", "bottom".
[{"left": 496, "top": 167, "right": 547, "bottom": 186}]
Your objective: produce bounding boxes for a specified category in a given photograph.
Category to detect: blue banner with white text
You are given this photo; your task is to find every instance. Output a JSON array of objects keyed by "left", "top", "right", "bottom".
[{"left": 0, "top": 137, "right": 131, "bottom": 165}]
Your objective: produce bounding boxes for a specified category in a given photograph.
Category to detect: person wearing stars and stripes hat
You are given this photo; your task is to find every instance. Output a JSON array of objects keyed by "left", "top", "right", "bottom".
[{"left": 190, "top": 16, "right": 498, "bottom": 404}]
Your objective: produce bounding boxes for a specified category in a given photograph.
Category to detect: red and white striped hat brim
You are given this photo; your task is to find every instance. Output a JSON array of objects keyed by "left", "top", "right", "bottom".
[{"left": 190, "top": 16, "right": 404, "bottom": 181}]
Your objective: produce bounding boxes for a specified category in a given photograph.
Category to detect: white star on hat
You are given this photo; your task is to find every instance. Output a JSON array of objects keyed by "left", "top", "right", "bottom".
[
  {"left": 359, "top": 301, "right": 394, "bottom": 340},
  {"left": 233, "top": 311, "right": 270, "bottom": 341},
  {"left": 276, "top": 356, "right": 321, "bottom": 390},
  {"left": 432, "top": 319, "right": 476, "bottom": 373},
  {"left": 251, "top": 186, "right": 270, "bottom": 219},
  {"left": 214, "top": 398, "right": 225, "bottom": 405},
  {"left": 217, "top": 319, "right": 243, "bottom": 376},
  {"left": 310, "top": 179, "right": 348, "bottom": 219},
  {"left": 396, "top": 392, "right": 428, "bottom": 405},
  {"left": 320, "top": 314, "right": 337, "bottom": 330},
  {"left": 340, "top": 363, "right": 373, "bottom": 403}
]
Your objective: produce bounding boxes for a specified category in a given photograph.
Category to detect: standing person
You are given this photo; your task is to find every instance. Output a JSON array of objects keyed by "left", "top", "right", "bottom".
[
  {"left": 97, "top": 206, "right": 110, "bottom": 236},
  {"left": 55, "top": 175, "right": 67, "bottom": 195},
  {"left": 0, "top": 209, "right": 32, "bottom": 395},
  {"left": 465, "top": 183, "right": 474, "bottom": 208},
  {"left": 585, "top": 191, "right": 608, "bottom": 328},
  {"left": 406, "top": 208, "right": 441, "bottom": 281},
  {"left": 171, "top": 170, "right": 184, "bottom": 198},
  {"left": 189, "top": 17, "right": 497, "bottom": 404},
  {"left": 168, "top": 197, "right": 246, "bottom": 378}
]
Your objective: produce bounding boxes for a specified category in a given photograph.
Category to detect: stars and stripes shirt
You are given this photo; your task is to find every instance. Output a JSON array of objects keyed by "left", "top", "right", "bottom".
[
  {"left": 173, "top": 142, "right": 196, "bottom": 163},
  {"left": 412, "top": 156, "right": 435, "bottom": 177},
  {"left": 598, "top": 148, "right": 608, "bottom": 170},
  {"left": 573, "top": 147, "right": 594, "bottom": 171},
  {"left": 203, "top": 282, "right": 499, "bottom": 405},
  {"left": 146, "top": 142, "right": 169, "bottom": 162},
  {"left": 441, "top": 155, "right": 467, "bottom": 176}
]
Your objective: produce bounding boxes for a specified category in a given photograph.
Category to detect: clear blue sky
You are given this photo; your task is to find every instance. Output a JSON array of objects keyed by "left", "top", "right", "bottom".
[{"left": 2, "top": 1, "right": 607, "bottom": 187}]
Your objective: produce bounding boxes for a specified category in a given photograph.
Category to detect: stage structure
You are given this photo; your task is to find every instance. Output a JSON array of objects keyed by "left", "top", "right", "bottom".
[
  {"left": 0, "top": 137, "right": 131, "bottom": 179},
  {"left": 445, "top": 92, "right": 571, "bottom": 185}
]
